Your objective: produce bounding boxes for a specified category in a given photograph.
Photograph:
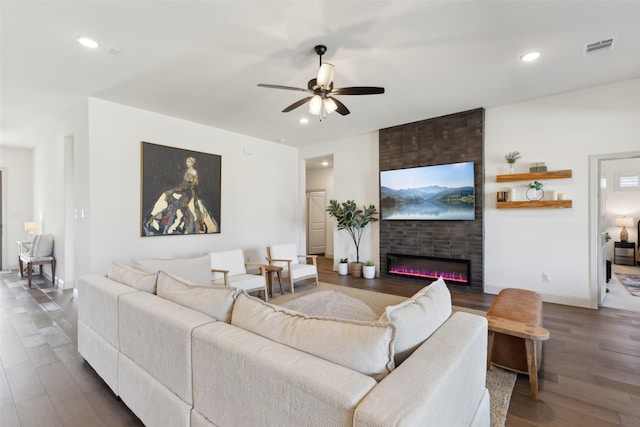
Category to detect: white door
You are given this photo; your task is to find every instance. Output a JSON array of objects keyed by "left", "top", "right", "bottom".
[{"left": 307, "top": 191, "right": 326, "bottom": 255}]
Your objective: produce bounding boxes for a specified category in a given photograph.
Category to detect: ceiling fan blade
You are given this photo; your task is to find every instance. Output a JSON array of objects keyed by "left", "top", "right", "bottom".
[
  {"left": 331, "top": 86, "right": 385, "bottom": 95},
  {"left": 257, "top": 83, "right": 310, "bottom": 93},
  {"left": 282, "top": 96, "right": 314, "bottom": 112},
  {"left": 328, "top": 96, "right": 350, "bottom": 116}
]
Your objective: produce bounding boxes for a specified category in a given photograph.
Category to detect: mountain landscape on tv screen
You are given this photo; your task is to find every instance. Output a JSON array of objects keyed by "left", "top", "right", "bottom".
[{"left": 380, "top": 185, "right": 475, "bottom": 220}]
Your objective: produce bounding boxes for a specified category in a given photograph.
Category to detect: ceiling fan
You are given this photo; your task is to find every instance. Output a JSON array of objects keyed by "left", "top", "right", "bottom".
[{"left": 257, "top": 45, "right": 385, "bottom": 119}]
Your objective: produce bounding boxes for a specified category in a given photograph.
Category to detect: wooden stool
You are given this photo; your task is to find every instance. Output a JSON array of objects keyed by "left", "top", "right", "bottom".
[{"left": 487, "top": 288, "right": 549, "bottom": 400}]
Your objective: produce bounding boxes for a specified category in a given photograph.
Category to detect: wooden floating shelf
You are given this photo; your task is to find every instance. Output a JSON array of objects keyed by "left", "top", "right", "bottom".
[
  {"left": 496, "top": 169, "right": 572, "bottom": 182},
  {"left": 497, "top": 200, "right": 572, "bottom": 209}
]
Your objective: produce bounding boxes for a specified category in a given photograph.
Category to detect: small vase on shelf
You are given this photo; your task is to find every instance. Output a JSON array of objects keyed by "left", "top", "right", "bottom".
[{"left": 504, "top": 151, "right": 521, "bottom": 174}]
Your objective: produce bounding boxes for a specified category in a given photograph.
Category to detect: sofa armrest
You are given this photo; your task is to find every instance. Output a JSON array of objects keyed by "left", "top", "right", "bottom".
[
  {"left": 354, "top": 312, "right": 489, "bottom": 427},
  {"left": 298, "top": 254, "right": 318, "bottom": 265}
]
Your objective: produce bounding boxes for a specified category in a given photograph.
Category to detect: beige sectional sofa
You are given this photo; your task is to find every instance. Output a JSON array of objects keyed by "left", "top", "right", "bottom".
[{"left": 77, "top": 259, "right": 490, "bottom": 427}]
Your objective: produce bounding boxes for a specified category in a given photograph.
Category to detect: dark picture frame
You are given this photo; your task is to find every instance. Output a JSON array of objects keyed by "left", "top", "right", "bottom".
[{"left": 141, "top": 141, "right": 221, "bottom": 236}]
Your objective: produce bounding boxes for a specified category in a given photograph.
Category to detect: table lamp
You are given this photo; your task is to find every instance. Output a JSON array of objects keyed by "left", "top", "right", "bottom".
[
  {"left": 24, "top": 221, "right": 38, "bottom": 241},
  {"left": 615, "top": 216, "right": 633, "bottom": 242}
]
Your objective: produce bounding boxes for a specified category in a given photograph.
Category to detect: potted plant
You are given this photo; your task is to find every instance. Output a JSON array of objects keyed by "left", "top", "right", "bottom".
[
  {"left": 338, "top": 258, "right": 349, "bottom": 276},
  {"left": 363, "top": 260, "right": 375, "bottom": 279},
  {"left": 526, "top": 180, "right": 544, "bottom": 201},
  {"left": 326, "top": 199, "right": 379, "bottom": 278}
]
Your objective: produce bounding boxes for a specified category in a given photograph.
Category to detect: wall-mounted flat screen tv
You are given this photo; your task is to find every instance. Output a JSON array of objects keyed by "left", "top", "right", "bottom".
[{"left": 380, "top": 162, "right": 475, "bottom": 220}]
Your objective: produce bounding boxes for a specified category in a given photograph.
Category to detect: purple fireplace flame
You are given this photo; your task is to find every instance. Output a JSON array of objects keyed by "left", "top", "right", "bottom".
[{"left": 387, "top": 253, "right": 470, "bottom": 284}]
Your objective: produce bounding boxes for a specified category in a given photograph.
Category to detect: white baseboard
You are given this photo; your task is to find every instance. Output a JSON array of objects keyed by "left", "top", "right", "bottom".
[{"left": 484, "top": 285, "right": 594, "bottom": 309}]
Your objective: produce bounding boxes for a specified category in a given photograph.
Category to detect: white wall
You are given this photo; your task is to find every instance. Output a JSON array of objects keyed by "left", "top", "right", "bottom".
[
  {"left": 85, "top": 99, "right": 300, "bottom": 275},
  {"left": 485, "top": 78, "right": 640, "bottom": 307},
  {"left": 306, "top": 165, "right": 334, "bottom": 257},
  {"left": 0, "top": 147, "right": 33, "bottom": 269},
  {"left": 300, "top": 132, "right": 380, "bottom": 272}
]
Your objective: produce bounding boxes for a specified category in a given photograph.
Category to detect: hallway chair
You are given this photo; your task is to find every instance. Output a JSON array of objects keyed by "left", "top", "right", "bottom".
[{"left": 18, "top": 233, "right": 56, "bottom": 287}]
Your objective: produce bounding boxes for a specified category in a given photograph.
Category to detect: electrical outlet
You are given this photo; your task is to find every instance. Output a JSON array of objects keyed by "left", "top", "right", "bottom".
[{"left": 542, "top": 273, "right": 550, "bottom": 283}]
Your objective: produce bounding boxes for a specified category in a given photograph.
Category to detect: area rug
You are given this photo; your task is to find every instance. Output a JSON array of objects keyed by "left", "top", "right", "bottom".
[
  {"left": 616, "top": 273, "right": 640, "bottom": 297},
  {"left": 269, "top": 282, "right": 516, "bottom": 427}
]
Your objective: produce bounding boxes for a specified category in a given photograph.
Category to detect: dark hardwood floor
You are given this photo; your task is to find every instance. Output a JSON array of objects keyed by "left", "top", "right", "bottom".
[{"left": 1, "top": 258, "right": 639, "bottom": 426}]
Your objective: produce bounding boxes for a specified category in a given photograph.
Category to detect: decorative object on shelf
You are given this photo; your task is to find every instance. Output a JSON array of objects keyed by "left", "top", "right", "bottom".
[
  {"left": 616, "top": 216, "right": 633, "bottom": 242},
  {"left": 550, "top": 190, "right": 558, "bottom": 201},
  {"left": 558, "top": 192, "right": 566, "bottom": 200},
  {"left": 529, "top": 162, "right": 548, "bottom": 173},
  {"left": 504, "top": 151, "right": 521, "bottom": 174},
  {"left": 326, "top": 199, "right": 379, "bottom": 277},
  {"left": 338, "top": 258, "right": 349, "bottom": 276},
  {"left": 497, "top": 191, "right": 510, "bottom": 202},
  {"left": 509, "top": 187, "right": 516, "bottom": 202},
  {"left": 363, "top": 260, "right": 375, "bottom": 279},
  {"left": 526, "top": 181, "right": 544, "bottom": 201}
]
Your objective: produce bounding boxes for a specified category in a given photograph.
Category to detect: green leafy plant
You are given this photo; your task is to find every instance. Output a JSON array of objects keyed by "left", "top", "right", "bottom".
[
  {"left": 605, "top": 232, "right": 611, "bottom": 243},
  {"left": 528, "top": 181, "right": 543, "bottom": 190},
  {"left": 364, "top": 260, "right": 374, "bottom": 267},
  {"left": 339, "top": 257, "right": 348, "bottom": 263},
  {"left": 326, "top": 199, "right": 379, "bottom": 263}
]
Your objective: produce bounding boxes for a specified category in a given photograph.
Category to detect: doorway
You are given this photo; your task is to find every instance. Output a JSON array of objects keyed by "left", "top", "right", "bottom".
[
  {"left": 307, "top": 190, "right": 326, "bottom": 255},
  {"left": 591, "top": 151, "right": 640, "bottom": 309},
  {"left": 305, "top": 155, "right": 334, "bottom": 258}
]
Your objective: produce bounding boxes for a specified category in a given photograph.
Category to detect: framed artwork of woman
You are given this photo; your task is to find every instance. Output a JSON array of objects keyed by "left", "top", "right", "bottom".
[{"left": 141, "top": 141, "right": 221, "bottom": 236}]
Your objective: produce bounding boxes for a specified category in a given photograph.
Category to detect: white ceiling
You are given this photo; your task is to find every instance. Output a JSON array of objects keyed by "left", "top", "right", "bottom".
[{"left": 2, "top": 1, "right": 640, "bottom": 150}]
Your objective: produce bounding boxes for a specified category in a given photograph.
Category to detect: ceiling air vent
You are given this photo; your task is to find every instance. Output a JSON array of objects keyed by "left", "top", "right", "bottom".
[{"left": 583, "top": 38, "right": 615, "bottom": 55}]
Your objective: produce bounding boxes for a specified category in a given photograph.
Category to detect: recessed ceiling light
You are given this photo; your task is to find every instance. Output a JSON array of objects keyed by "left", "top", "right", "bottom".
[
  {"left": 77, "top": 37, "right": 99, "bottom": 49},
  {"left": 299, "top": 118, "right": 309, "bottom": 124},
  {"left": 520, "top": 51, "right": 541, "bottom": 62},
  {"left": 322, "top": 161, "right": 328, "bottom": 166}
]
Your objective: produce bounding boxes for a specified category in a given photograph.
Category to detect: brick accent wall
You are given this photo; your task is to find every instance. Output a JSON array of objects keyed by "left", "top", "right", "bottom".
[{"left": 379, "top": 108, "right": 484, "bottom": 292}]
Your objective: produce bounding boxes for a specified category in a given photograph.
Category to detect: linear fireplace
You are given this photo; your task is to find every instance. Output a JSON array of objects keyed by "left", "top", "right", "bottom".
[{"left": 386, "top": 253, "right": 470, "bottom": 284}]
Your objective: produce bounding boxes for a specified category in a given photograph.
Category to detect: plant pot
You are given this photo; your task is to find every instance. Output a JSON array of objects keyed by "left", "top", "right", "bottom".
[
  {"left": 338, "top": 262, "right": 349, "bottom": 276},
  {"left": 362, "top": 265, "right": 375, "bottom": 279},
  {"left": 350, "top": 262, "right": 363, "bottom": 278}
]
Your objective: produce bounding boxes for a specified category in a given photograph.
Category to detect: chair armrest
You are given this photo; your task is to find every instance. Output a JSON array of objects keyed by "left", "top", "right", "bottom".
[
  {"left": 245, "top": 262, "right": 266, "bottom": 275},
  {"left": 211, "top": 269, "right": 230, "bottom": 286},
  {"left": 266, "top": 258, "right": 293, "bottom": 270}
]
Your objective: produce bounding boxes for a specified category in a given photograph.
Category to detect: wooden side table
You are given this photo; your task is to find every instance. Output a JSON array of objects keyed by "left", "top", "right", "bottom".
[{"left": 264, "top": 265, "right": 284, "bottom": 298}]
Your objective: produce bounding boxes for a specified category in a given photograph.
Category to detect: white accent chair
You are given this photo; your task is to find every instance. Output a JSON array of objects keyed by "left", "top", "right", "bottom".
[
  {"left": 18, "top": 233, "right": 56, "bottom": 287},
  {"left": 266, "top": 243, "right": 318, "bottom": 294},
  {"left": 210, "top": 249, "right": 269, "bottom": 300}
]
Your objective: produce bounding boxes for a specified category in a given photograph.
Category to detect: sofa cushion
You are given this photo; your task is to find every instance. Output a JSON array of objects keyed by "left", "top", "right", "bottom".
[
  {"left": 156, "top": 271, "right": 238, "bottom": 323},
  {"left": 231, "top": 293, "right": 396, "bottom": 381},
  {"left": 132, "top": 254, "right": 210, "bottom": 285},
  {"left": 379, "top": 277, "right": 452, "bottom": 364},
  {"left": 108, "top": 262, "right": 158, "bottom": 293}
]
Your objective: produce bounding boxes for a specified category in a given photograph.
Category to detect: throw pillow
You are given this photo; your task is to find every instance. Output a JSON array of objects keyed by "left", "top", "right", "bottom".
[
  {"left": 231, "top": 292, "right": 396, "bottom": 381},
  {"left": 132, "top": 254, "right": 210, "bottom": 285},
  {"left": 108, "top": 262, "right": 158, "bottom": 293},
  {"left": 379, "top": 277, "right": 452, "bottom": 364},
  {"left": 156, "top": 271, "right": 238, "bottom": 322}
]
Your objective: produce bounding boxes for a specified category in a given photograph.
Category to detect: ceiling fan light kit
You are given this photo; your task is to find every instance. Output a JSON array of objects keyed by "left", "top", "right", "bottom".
[{"left": 257, "top": 44, "right": 384, "bottom": 120}]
